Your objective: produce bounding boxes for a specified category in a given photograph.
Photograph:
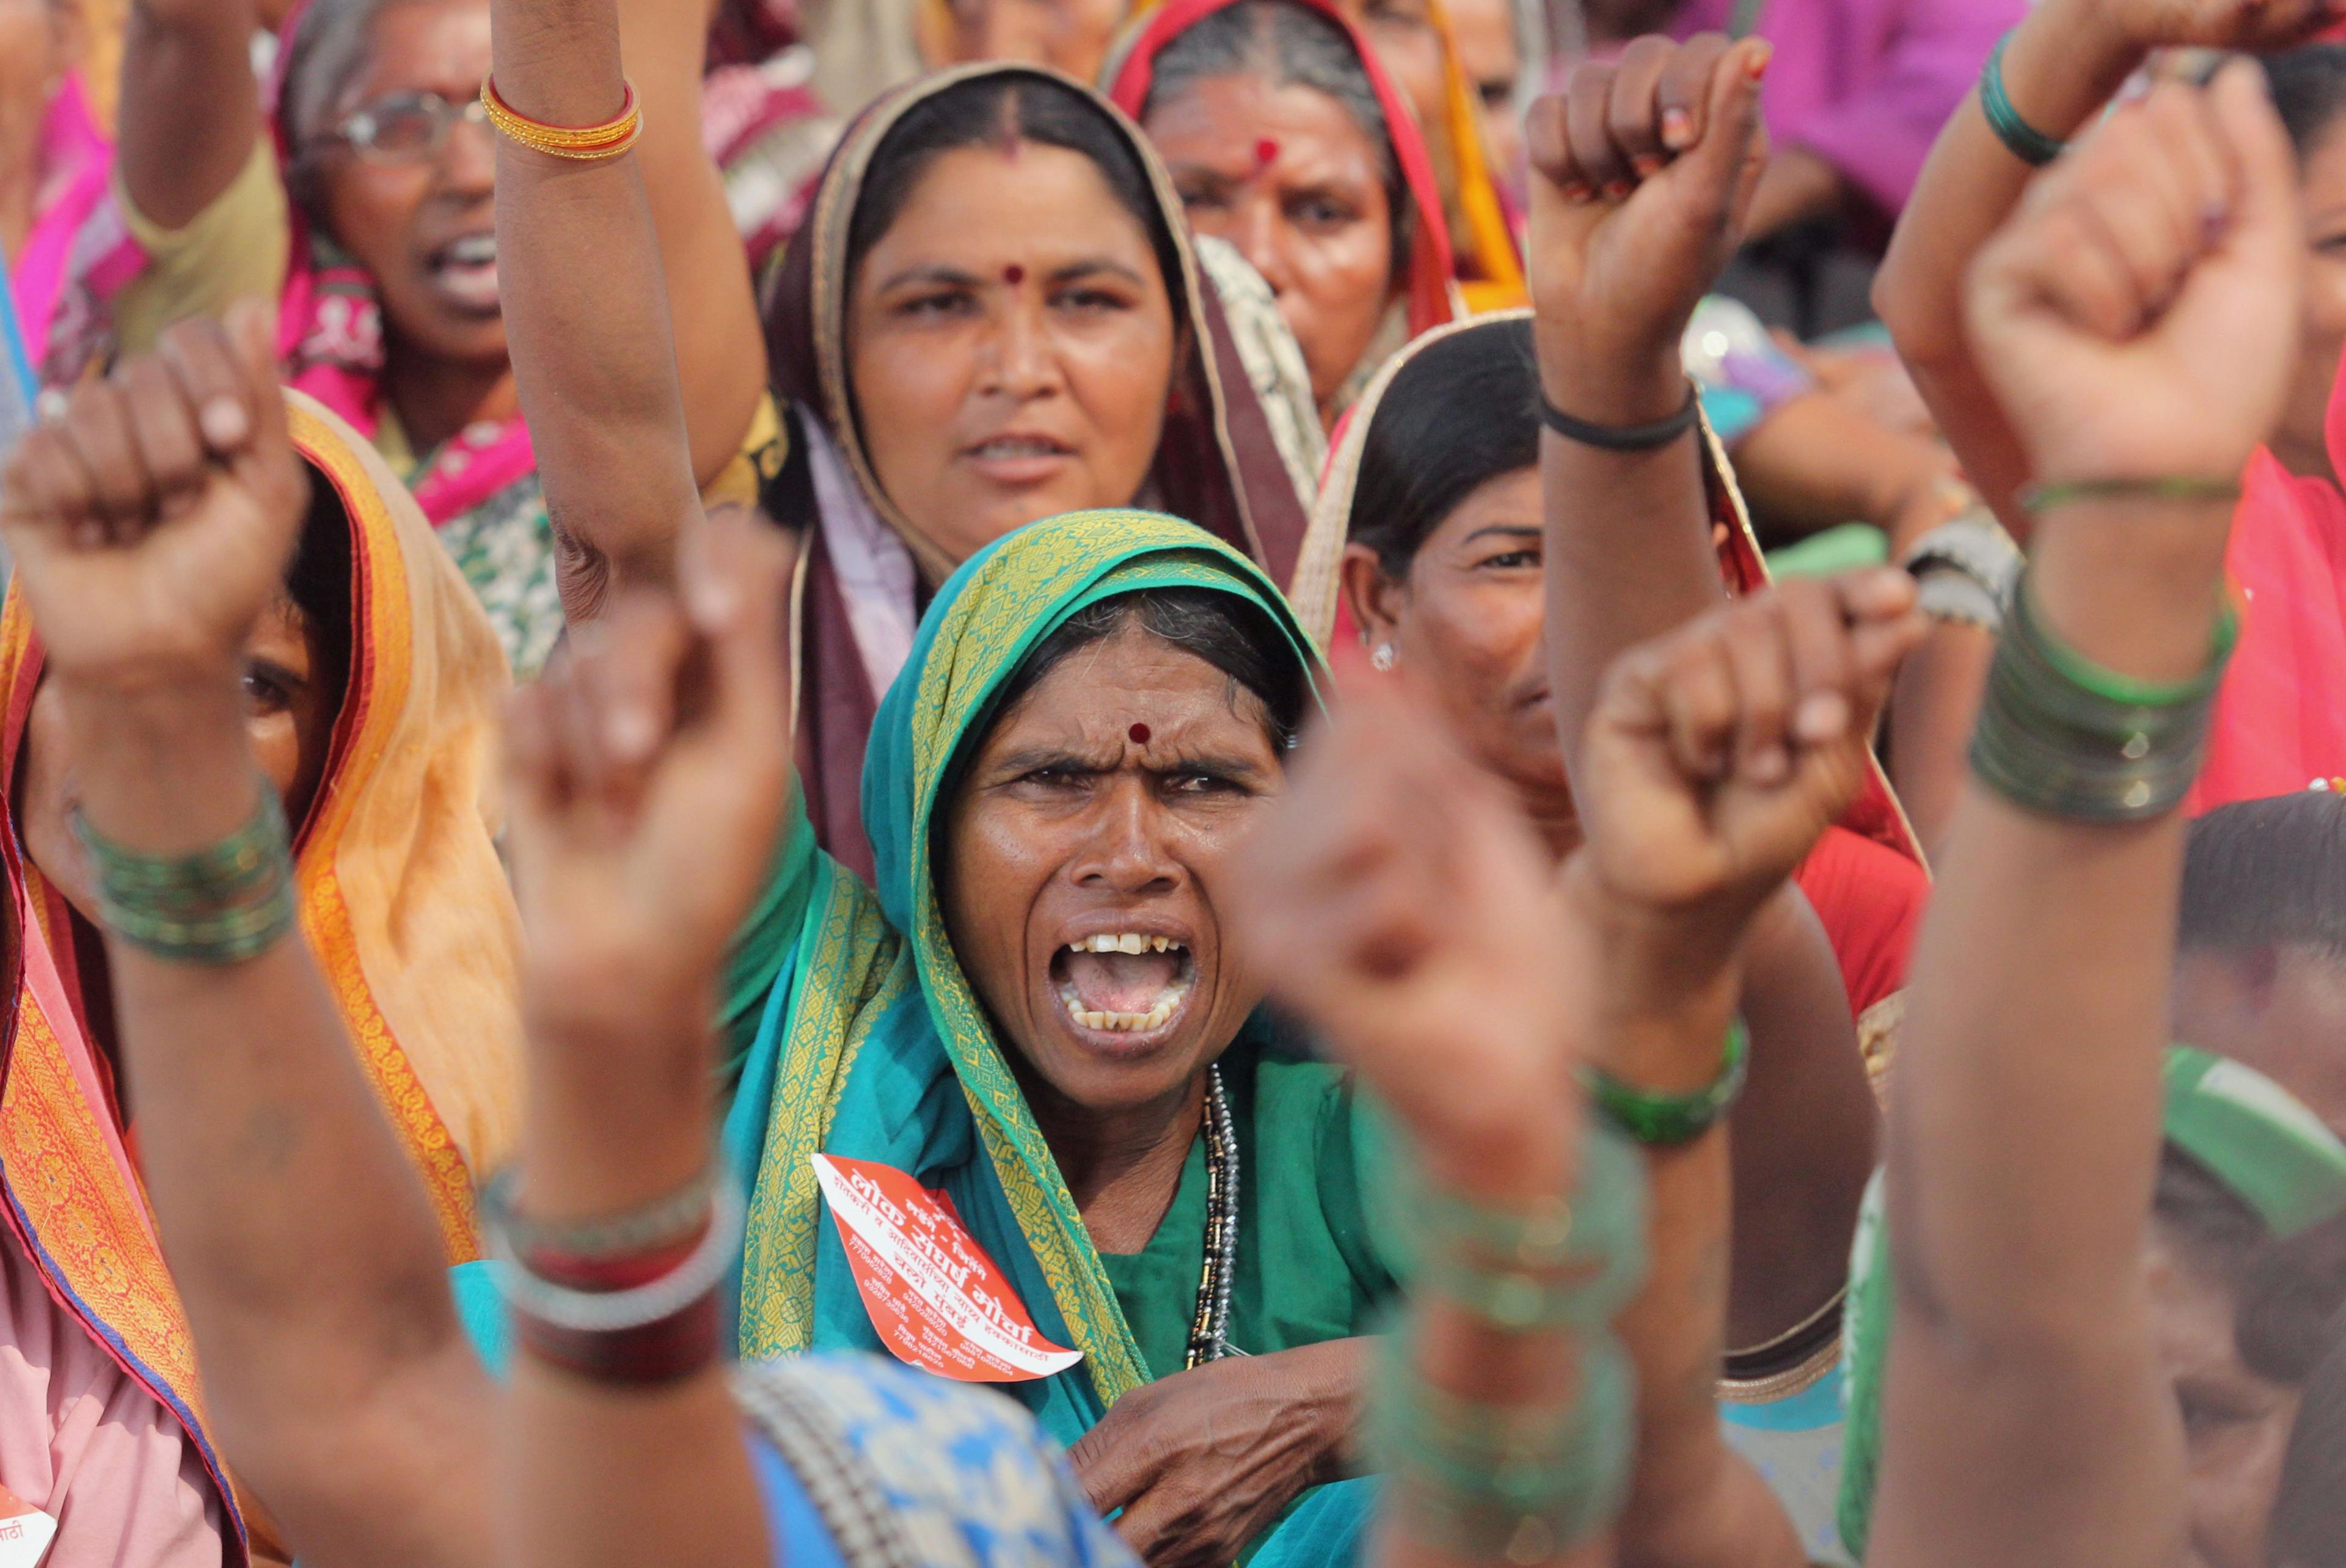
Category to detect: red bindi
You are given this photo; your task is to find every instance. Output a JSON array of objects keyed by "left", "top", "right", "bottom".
[
  {"left": 1003, "top": 263, "right": 1025, "bottom": 286},
  {"left": 1128, "top": 722, "right": 1152, "bottom": 745},
  {"left": 1254, "top": 136, "right": 1279, "bottom": 168}
]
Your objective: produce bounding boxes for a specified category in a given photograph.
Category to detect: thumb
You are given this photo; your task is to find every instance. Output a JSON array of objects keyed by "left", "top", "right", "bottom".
[
  {"left": 222, "top": 297, "right": 302, "bottom": 521},
  {"left": 1678, "top": 37, "right": 1770, "bottom": 222}
]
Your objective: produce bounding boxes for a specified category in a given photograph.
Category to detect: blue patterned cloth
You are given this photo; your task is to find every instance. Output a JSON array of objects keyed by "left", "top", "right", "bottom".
[{"left": 734, "top": 1354, "right": 1141, "bottom": 1567}]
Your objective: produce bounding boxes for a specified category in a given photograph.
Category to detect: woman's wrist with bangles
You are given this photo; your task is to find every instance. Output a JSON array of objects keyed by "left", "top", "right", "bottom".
[
  {"left": 1368, "top": 1127, "right": 1650, "bottom": 1554},
  {"left": 2027, "top": 489, "right": 2237, "bottom": 685},
  {"left": 1971, "top": 551, "right": 2236, "bottom": 823},
  {"left": 1995, "top": 0, "right": 2146, "bottom": 140},
  {"left": 483, "top": 1153, "right": 740, "bottom": 1384},
  {"left": 1534, "top": 340, "right": 1691, "bottom": 432}
]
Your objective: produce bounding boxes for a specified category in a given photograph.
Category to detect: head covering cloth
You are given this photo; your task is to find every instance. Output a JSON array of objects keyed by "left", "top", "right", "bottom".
[
  {"left": 760, "top": 62, "right": 1318, "bottom": 880},
  {"left": 0, "top": 393, "right": 523, "bottom": 1558}
]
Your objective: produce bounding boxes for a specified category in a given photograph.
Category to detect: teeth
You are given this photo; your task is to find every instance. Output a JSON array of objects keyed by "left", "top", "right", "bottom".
[
  {"left": 1062, "top": 996, "right": 1180, "bottom": 1033},
  {"left": 447, "top": 235, "right": 496, "bottom": 264},
  {"left": 1064, "top": 932, "right": 1187, "bottom": 955}
]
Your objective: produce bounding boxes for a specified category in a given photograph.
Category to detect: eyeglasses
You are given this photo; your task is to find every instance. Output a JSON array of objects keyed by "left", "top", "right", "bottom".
[{"left": 329, "top": 90, "right": 490, "bottom": 163}]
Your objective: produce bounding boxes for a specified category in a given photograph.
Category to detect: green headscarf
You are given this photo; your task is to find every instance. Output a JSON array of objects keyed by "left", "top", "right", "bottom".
[
  {"left": 718, "top": 508, "right": 1325, "bottom": 1441},
  {"left": 1837, "top": 1047, "right": 2346, "bottom": 1559}
]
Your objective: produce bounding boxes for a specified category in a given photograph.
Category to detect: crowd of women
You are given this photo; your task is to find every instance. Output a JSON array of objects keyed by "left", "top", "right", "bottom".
[{"left": 6, "top": 0, "right": 2346, "bottom": 1564}]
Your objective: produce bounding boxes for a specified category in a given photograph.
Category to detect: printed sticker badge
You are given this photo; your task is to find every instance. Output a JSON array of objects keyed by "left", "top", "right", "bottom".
[{"left": 813, "top": 1153, "right": 1083, "bottom": 1383}]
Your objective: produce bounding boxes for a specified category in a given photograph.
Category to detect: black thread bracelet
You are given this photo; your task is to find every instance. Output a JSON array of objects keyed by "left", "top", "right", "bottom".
[{"left": 1538, "top": 387, "right": 1700, "bottom": 452}]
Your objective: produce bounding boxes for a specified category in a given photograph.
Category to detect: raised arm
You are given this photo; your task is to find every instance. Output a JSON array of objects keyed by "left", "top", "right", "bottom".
[
  {"left": 491, "top": 0, "right": 765, "bottom": 619},
  {"left": 495, "top": 509, "right": 792, "bottom": 1568},
  {"left": 1871, "top": 0, "right": 2331, "bottom": 531},
  {"left": 1526, "top": 34, "right": 1879, "bottom": 1353},
  {"left": 1869, "top": 64, "right": 2302, "bottom": 1564},
  {"left": 0, "top": 307, "right": 494, "bottom": 1568},
  {"left": 1567, "top": 569, "right": 1925, "bottom": 1568},
  {"left": 1229, "top": 671, "right": 1620, "bottom": 1568},
  {"left": 117, "top": 0, "right": 264, "bottom": 230}
]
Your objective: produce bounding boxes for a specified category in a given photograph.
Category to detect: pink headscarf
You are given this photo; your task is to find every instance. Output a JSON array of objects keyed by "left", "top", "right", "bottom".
[{"left": 9, "top": 76, "right": 144, "bottom": 381}]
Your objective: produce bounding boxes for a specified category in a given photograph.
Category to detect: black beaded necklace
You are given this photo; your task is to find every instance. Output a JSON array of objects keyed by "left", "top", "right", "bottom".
[{"left": 1183, "top": 1063, "right": 1240, "bottom": 1368}]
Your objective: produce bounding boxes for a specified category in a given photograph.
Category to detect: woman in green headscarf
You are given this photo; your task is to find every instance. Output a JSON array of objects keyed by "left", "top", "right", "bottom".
[{"left": 717, "top": 505, "right": 1387, "bottom": 1564}]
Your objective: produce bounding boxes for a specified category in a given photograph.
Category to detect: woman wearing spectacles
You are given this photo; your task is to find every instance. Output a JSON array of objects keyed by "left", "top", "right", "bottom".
[{"left": 66, "top": 0, "right": 767, "bottom": 677}]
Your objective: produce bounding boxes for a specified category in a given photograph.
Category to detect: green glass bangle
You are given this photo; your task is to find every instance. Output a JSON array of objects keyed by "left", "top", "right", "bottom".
[
  {"left": 1587, "top": 1016, "right": 1749, "bottom": 1147},
  {"left": 70, "top": 786, "right": 297, "bottom": 965},
  {"left": 1377, "top": 1123, "right": 1649, "bottom": 1330},
  {"left": 1368, "top": 1324, "right": 1637, "bottom": 1556},
  {"left": 2017, "top": 475, "right": 2243, "bottom": 519},
  {"left": 2010, "top": 569, "right": 2240, "bottom": 711},
  {"left": 1979, "top": 31, "right": 2064, "bottom": 167}
]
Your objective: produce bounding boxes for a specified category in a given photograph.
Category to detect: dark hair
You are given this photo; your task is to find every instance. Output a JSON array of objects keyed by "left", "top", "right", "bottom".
[
  {"left": 990, "top": 588, "right": 1307, "bottom": 753},
  {"left": 287, "top": 472, "right": 357, "bottom": 740},
  {"left": 279, "top": 0, "right": 423, "bottom": 204},
  {"left": 1348, "top": 316, "right": 1539, "bottom": 576},
  {"left": 1139, "top": 0, "right": 1412, "bottom": 282},
  {"left": 2179, "top": 795, "right": 2346, "bottom": 959},
  {"left": 2265, "top": 45, "right": 2346, "bottom": 163},
  {"left": 844, "top": 74, "right": 1182, "bottom": 317},
  {"left": 2270, "top": 1314, "right": 2346, "bottom": 1566}
]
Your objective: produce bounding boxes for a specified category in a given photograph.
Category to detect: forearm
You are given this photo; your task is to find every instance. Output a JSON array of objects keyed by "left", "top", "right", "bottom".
[
  {"left": 1725, "top": 888, "right": 1871, "bottom": 1348},
  {"left": 1883, "top": 624, "right": 1993, "bottom": 862},
  {"left": 616, "top": 0, "right": 767, "bottom": 494},
  {"left": 1541, "top": 335, "right": 1722, "bottom": 767},
  {"left": 1568, "top": 870, "right": 1805, "bottom": 1568},
  {"left": 118, "top": 0, "right": 264, "bottom": 228},
  {"left": 504, "top": 1008, "right": 760, "bottom": 1568},
  {"left": 1873, "top": 0, "right": 2140, "bottom": 525},
  {"left": 490, "top": 0, "right": 706, "bottom": 619},
  {"left": 1730, "top": 392, "right": 1957, "bottom": 549},
  {"left": 64, "top": 677, "right": 493, "bottom": 1564},
  {"left": 1873, "top": 502, "right": 2226, "bottom": 1559},
  {"left": 1372, "top": 1117, "right": 1612, "bottom": 1568}
]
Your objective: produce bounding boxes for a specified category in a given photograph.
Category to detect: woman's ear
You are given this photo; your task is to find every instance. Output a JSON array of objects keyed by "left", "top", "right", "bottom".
[{"left": 1339, "top": 541, "right": 1406, "bottom": 650}]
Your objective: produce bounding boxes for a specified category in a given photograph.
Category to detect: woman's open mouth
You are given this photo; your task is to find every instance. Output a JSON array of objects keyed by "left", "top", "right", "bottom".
[
  {"left": 1052, "top": 932, "right": 1195, "bottom": 1037},
  {"left": 425, "top": 233, "right": 501, "bottom": 315}
]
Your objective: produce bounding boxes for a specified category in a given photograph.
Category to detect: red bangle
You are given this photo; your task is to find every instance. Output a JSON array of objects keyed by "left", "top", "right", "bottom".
[
  {"left": 513, "top": 1289, "right": 723, "bottom": 1385},
  {"left": 519, "top": 1221, "right": 711, "bottom": 1293}
]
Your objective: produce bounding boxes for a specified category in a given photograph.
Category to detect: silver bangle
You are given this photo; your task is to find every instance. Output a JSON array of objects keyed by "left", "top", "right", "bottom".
[
  {"left": 1901, "top": 505, "right": 2022, "bottom": 632},
  {"left": 486, "top": 1175, "right": 747, "bottom": 1334}
]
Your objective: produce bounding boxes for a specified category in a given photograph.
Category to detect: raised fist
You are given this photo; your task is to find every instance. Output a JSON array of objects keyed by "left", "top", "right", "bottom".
[
  {"left": 0, "top": 302, "right": 308, "bottom": 689},
  {"left": 1228, "top": 670, "right": 1591, "bottom": 1176},
  {"left": 1575, "top": 570, "right": 1925, "bottom": 926},
  {"left": 503, "top": 508, "right": 793, "bottom": 1051},
  {"left": 1965, "top": 63, "right": 2303, "bottom": 487},
  {"left": 1525, "top": 32, "right": 1770, "bottom": 376}
]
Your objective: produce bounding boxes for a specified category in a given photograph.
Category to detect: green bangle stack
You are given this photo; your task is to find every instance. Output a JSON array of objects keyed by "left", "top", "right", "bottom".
[
  {"left": 1367, "top": 1328, "right": 1637, "bottom": 1561},
  {"left": 1979, "top": 31, "right": 2064, "bottom": 167},
  {"left": 1970, "top": 567, "right": 2237, "bottom": 822},
  {"left": 70, "top": 786, "right": 297, "bottom": 965},
  {"left": 1368, "top": 1122, "right": 1651, "bottom": 1557},
  {"left": 1376, "top": 1123, "right": 1649, "bottom": 1330},
  {"left": 1587, "top": 1016, "right": 1750, "bottom": 1147}
]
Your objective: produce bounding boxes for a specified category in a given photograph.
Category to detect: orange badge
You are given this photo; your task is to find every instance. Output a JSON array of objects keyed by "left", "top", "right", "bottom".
[
  {"left": 813, "top": 1154, "right": 1083, "bottom": 1383},
  {"left": 0, "top": 1482, "right": 57, "bottom": 1567}
]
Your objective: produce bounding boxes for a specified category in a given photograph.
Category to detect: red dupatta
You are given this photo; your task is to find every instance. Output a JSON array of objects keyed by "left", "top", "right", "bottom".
[{"left": 2193, "top": 346, "right": 2346, "bottom": 809}]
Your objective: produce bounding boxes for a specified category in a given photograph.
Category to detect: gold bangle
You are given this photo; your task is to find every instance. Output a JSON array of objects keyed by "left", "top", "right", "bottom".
[{"left": 480, "top": 74, "right": 641, "bottom": 161}]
